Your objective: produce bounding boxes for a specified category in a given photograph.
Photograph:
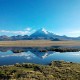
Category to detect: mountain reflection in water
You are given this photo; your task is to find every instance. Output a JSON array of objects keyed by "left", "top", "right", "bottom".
[{"left": 0, "top": 46, "right": 80, "bottom": 65}]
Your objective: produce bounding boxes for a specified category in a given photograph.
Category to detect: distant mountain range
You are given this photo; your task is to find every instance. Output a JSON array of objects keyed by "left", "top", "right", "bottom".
[{"left": 0, "top": 28, "right": 80, "bottom": 41}]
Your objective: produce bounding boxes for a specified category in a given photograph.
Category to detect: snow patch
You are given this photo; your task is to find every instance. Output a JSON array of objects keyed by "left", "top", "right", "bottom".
[{"left": 42, "top": 28, "right": 48, "bottom": 34}]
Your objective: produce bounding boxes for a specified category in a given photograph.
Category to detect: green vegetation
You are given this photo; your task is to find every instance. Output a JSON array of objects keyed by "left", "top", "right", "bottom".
[
  {"left": 12, "top": 47, "right": 80, "bottom": 53},
  {"left": 37, "top": 47, "right": 80, "bottom": 52},
  {"left": 0, "top": 61, "right": 80, "bottom": 80},
  {"left": 12, "top": 49, "right": 24, "bottom": 53},
  {"left": 47, "top": 48, "right": 80, "bottom": 52}
]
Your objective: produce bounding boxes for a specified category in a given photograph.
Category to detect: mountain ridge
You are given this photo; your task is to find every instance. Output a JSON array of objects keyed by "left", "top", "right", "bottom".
[{"left": 0, "top": 28, "right": 80, "bottom": 41}]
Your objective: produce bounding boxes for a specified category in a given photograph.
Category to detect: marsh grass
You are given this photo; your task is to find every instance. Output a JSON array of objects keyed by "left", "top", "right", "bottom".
[{"left": 0, "top": 61, "right": 80, "bottom": 80}]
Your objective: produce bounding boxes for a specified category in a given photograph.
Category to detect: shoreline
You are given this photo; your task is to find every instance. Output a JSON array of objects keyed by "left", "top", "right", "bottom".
[{"left": 0, "top": 60, "right": 80, "bottom": 80}]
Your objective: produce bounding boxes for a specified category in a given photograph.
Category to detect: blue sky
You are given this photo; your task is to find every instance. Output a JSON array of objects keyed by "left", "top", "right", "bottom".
[{"left": 0, "top": 0, "right": 80, "bottom": 37}]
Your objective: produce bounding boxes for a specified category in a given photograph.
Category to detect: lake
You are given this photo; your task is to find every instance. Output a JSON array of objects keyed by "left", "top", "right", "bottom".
[{"left": 0, "top": 47, "right": 80, "bottom": 65}]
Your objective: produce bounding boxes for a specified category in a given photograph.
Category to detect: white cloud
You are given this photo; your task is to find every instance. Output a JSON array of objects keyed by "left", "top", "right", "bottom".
[
  {"left": 25, "top": 27, "right": 31, "bottom": 31},
  {"left": 0, "top": 30, "right": 30, "bottom": 35},
  {"left": 69, "top": 31, "right": 80, "bottom": 34},
  {"left": 0, "top": 28, "right": 35, "bottom": 35},
  {"left": 0, "top": 30, "right": 10, "bottom": 33},
  {"left": 66, "top": 30, "right": 80, "bottom": 37}
]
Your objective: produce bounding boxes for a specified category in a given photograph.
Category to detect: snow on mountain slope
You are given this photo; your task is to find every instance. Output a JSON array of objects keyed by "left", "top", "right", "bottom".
[{"left": 30, "top": 28, "right": 54, "bottom": 38}]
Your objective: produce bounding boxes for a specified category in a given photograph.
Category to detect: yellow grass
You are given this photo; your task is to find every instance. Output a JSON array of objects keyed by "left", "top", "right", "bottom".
[{"left": 0, "top": 40, "right": 80, "bottom": 47}]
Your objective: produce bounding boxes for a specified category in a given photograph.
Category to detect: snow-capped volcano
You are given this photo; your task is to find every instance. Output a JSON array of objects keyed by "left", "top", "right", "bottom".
[{"left": 30, "top": 28, "right": 54, "bottom": 38}]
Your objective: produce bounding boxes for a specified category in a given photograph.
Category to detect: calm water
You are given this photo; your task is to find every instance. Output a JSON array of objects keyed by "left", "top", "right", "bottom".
[{"left": 0, "top": 47, "right": 80, "bottom": 65}]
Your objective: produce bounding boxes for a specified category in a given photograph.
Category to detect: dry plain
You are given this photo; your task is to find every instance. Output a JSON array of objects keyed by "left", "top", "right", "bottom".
[{"left": 0, "top": 40, "right": 80, "bottom": 47}]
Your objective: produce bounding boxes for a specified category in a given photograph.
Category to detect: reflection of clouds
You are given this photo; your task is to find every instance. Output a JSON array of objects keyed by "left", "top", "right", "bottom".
[
  {"left": 72, "top": 53, "right": 80, "bottom": 56},
  {"left": 67, "top": 52, "right": 80, "bottom": 56},
  {"left": 0, "top": 51, "right": 36, "bottom": 60}
]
